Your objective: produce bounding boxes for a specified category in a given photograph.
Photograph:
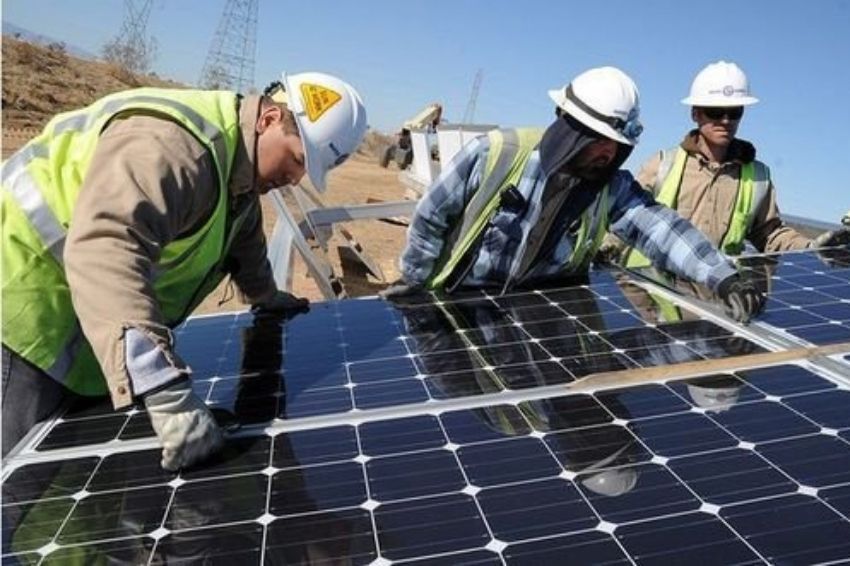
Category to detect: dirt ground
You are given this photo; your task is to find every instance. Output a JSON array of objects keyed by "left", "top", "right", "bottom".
[{"left": 2, "top": 36, "right": 411, "bottom": 315}]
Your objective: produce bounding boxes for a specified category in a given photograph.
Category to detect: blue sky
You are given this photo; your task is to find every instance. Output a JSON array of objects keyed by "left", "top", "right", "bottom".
[{"left": 4, "top": 0, "right": 849, "bottom": 222}]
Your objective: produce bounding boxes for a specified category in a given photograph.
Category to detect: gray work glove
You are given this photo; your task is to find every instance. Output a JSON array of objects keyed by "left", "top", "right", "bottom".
[
  {"left": 811, "top": 227, "right": 850, "bottom": 249},
  {"left": 716, "top": 274, "right": 766, "bottom": 325},
  {"left": 379, "top": 279, "right": 424, "bottom": 300},
  {"left": 251, "top": 290, "right": 309, "bottom": 314},
  {"left": 144, "top": 379, "right": 224, "bottom": 472}
]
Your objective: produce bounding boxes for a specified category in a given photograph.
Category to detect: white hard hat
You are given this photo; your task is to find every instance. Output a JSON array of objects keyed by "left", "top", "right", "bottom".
[
  {"left": 581, "top": 467, "right": 639, "bottom": 497},
  {"left": 282, "top": 71, "right": 368, "bottom": 192},
  {"left": 681, "top": 61, "right": 759, "bottom": 107},
  {"left": 686, "top": 380, "right": 742, "bottom": 413},
  {"left": 577, "top": 437, "right": 639, "bottom": 497},
  {"left": 548, "top": 66, "right": 643, "bottom": 146}
]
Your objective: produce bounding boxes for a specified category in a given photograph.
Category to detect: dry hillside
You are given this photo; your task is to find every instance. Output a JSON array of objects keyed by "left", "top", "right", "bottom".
[{"left": 2, "top": 36, "right": 408, "bottom": 313}]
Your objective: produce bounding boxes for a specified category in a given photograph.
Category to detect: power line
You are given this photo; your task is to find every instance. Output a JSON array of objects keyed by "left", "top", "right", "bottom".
[
  {"left": 462, "top": 69, "right": 484, "bottom": 124},
  {"left": 103, "top": 0, "right": 156, "bottom": 74},
  {"left": 199, "top": 0, "right": 258, "bottom": 91}
]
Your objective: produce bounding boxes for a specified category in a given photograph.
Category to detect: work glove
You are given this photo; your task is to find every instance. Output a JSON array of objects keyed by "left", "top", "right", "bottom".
[
  {"left": 594, "top": 234, "right": 625, "bottom": 266},
  {"left": 251, "top": 290, "right": 309, "bottom": 315},
  {"left": 593, "top": 240, "right": 622, "bottom": 266},
  {"left": 144, "top": 379, "right": 224, "bottom": 472},
  {"left": 715, "top": 274, "right": 766, "bottom": 325},
  {"left": 379, "top": 279, "right": 424, "bottom": 300},
  {"left": 811, "top": 227, "right": 850, "bottom": 249}
]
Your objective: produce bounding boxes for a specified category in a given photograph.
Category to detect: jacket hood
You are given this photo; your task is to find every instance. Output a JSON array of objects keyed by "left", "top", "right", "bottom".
[{"left": 540, "top": 112, "right": 633, "bottom": 191}]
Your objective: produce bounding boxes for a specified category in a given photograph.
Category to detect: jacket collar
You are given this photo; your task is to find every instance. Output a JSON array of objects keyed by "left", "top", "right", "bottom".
[
  {"left": 680, "top": 129, "right": 756, "bottom": 165},
  {"left": 228, "top": 94, "right": 262, "bottom": 197}
]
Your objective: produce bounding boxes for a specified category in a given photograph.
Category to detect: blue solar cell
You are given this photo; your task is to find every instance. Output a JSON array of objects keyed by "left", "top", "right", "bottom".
[
  {"left": 668, "top": 447, "right": 797, "bottom": 505},
  {"left": 721, "top": 494, "right": 850, "bottom": 564},
  {"left": 616, "top": 512, "right": 761, "bottom": 565}
]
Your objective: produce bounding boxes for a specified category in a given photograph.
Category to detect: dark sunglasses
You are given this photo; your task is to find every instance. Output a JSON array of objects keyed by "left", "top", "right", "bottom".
[{"left": 699, "top": 106, "right": 744, "bottom": 121}]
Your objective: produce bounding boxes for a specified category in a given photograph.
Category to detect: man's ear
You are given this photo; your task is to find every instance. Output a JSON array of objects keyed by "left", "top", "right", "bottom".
[
  {"left": 690, "top": 107, "right": 699, "bottom": 123},
  {"left": 256, "top": 105, "right": 282, "bottom": 134}
]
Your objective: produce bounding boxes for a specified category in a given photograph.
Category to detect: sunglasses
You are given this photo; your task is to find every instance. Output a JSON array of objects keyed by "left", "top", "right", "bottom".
[{"left": 700, "top": 106, "right": 744, "bottom": 121}]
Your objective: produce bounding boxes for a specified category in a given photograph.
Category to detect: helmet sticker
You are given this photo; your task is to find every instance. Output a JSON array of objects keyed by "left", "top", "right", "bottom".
[{"left": 300, "top": 83, "right": 342, "bottom": 122}]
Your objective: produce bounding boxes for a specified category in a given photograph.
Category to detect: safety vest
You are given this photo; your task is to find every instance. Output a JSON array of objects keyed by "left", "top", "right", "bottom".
[
  {"left": 624, "top": 146, "right": 770, "bottom": 268},
  {"left": 427, "top": 128, "right": 609, "bottom": 290},
  {"left": 1, "top": 88, "right": 242, "bottom": 395}
]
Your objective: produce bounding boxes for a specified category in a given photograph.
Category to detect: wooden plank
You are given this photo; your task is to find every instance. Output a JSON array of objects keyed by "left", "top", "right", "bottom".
[{"left": 566, "top": 341, "right": 850, "bottom": 392}]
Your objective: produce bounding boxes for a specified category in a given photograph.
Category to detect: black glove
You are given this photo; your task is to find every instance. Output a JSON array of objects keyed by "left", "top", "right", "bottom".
[
  {"left": 812, "top": 228, "right": 850, "bottom": 249},
  {"left": 593, "top": 239, "right": 622, "bottom": 266},
  {"left": 251, "top": 290, "right": 309, "bottom": 314},
  {"left": 716, "top": 274, "right": 766, "bottom": 324},
  {"left": 379, "top": 280, "right": 424, "bottom": 300}
]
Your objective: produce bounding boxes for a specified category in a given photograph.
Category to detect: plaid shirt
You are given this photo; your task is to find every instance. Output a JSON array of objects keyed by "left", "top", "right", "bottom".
[{"left": 401, "top": 134, "right": 737, "bottom": 290}]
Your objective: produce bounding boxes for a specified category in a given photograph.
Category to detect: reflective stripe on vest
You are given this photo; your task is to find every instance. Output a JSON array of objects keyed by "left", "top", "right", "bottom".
[
  {"left": 427, "top": 128, "right": 609, "bottom": 290},
  {"left": 624, "top": 146, "right": 770, "bottom": 268},
  {"left": 1, "top": 89, "right": 240, "bottom": 394}
]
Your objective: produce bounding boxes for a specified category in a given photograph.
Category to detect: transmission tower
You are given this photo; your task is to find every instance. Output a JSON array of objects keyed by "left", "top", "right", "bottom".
[
  {"left": 199, "top": 0, "right": 258, "bottom": 91},
  {"left": 103, "top": 0, "right": 156, "bottom": 74},
  {"left": 462, "top": 69, "right": 484, "bottom": 124}
]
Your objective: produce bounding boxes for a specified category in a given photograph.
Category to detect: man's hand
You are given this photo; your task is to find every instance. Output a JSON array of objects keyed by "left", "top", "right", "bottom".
[
  {"left": 716, "top": 274, "right": 766, "bottom": 324},
  {"left": 812, "top": 228, "right": 850, "bottom": 249},
  {"left": 379, "top": 280, "right": 424, "bottom": 300},
  {"left": 144, "top": 379, "right": 223, "bottom": 472},
  {"left": 594, "top": 235, "right": 624, "bottom": 266},
  {"left": 251, "top": 290, "right": 309, "bottom": 314}
]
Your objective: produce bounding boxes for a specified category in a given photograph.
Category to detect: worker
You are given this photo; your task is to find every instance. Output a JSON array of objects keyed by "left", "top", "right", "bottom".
[
  {"left": 1, "top": 72, "right": 368, "bottom": 470},
  {"left": 384, "top": 66, "right": 764, "bottom": 325},
  {"left": 602, "top": 61, "right": 850, "bottom": 267}
]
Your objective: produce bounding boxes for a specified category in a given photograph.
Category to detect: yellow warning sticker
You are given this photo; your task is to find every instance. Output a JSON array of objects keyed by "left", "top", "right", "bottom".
[{"left": 300, "top": 83, "right": 341, "bottom": 122}]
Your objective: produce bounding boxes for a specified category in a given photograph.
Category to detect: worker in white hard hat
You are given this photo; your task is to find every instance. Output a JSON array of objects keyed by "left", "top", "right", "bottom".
[
  {"left": 385, "top": 66, "right": 764, "bottom": 325},
  {"left": 604, "top": 60, "right": 850, "bottom": 268},
  {"left": 1, "top": 72, "right": 368, "bottom": 469}
]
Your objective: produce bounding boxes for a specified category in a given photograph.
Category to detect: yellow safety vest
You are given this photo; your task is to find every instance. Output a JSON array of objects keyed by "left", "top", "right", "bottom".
[
  {"left": 624, "top": 147, "right": 770, "bottom": 268},
  {"left": 1, "top": 88, "right": 242, "bottom": 395},
  {"left": 428, "top": 128, "right": 609, "bottom": 290}
]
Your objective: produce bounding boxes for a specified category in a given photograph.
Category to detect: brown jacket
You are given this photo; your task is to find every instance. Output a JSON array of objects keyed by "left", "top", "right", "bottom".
[
  {"left": 64, "top": 95, "right": 276, "bottom": 408},
  {"left": 633, "top": 131, "right": 811, "bottom": 252}
]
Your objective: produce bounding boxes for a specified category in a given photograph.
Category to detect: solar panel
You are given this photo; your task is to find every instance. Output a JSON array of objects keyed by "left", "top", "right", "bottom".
[
  {"left": 28, "top": 272, "right": 771, "bottom": 454},
  {"left": 5, "top": 362, "right": 850, "bottom": 564},
  {"left": 4, "top": 250, "right": 850, "bottom": 565}
]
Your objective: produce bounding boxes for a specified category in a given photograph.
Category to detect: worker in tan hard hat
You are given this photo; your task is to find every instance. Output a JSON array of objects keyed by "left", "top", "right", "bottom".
[
  {"left": 384, "top": 66, "right": 765, "bottom": 324},
  {"left": 602, "top": 60, "right": 850, "bottom": 268},
  {"left": 1, "top": 72, "right": 368, "bottom": 469}
]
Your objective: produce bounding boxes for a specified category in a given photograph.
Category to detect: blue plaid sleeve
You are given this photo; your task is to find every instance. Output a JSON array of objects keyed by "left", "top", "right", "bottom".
[
  {"left": 608, "top": 171, "right": 737, "bottom": 290},
  {"left": 399, "top": 136, "right": 489, "bottom": 285}
]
